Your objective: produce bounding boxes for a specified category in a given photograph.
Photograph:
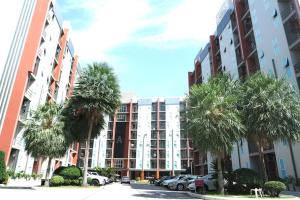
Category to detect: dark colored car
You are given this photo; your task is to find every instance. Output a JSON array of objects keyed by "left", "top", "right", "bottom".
[{"left": 121, "top": 176, "right": 130, "bottom": 184}]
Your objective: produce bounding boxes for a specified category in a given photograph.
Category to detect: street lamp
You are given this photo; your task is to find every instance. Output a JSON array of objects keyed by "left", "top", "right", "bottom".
[{"left": 141, "top": 134, "right": 147, "bottom": 180}]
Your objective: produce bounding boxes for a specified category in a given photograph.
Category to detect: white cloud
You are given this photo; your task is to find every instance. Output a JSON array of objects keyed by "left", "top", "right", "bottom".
[
  {"left": 61, "top": 0, "right": 226, "bottom": 64},
  {"left": 137, "top": 0, "right": 225, "bottom": 48}
]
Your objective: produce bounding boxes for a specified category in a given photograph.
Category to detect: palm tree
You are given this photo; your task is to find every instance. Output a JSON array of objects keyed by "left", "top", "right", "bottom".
[
  {"left": 63, "top": 62, "right": 121, "bottom": 186},
  {"left": 240, "top": 73, "right": 300, "bottom": 181},
  {"left": 187, "top": 74, "right": 245, "bottom": 194},
  {"left": 23, "top": 102, "right": 68, "bottom": 186}
]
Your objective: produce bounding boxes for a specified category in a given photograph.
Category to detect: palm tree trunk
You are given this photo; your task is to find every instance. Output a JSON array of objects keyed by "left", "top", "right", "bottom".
[
  {"left": 83, "top": 114, "right": 94, "bottom": 186},
  {"left": 44, "top": 157, "right": 52, "bottom": 186},
  {"left": 217, "top": 155, "right": 224, "bottom": 194},
  {"left": 257, "top": 140, "right": 268, "bottom": 182}
]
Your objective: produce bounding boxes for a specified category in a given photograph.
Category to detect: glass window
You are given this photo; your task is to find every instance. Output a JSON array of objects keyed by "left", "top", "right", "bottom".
[
  {"left": 159, "top": 140, "right": 166, "bottom": 148},
  {"left": 151, "top": 112, "right": 157, "bottom": 121},
  {"left": 132, "top": 104, "right": 138, "bottom": 112},
  {"left": 151, "top": 160, "right": 157, "bottom": 169},
  {"left": 181, "top": 150, "right": 187, "bottom": 158},
  {"left": 131, "top": 122, "right": 137, "bottom": 130},
  {"left": 159, "top": 121, "right": 166, "bottom": 130},
  {"left": 151, "top": 140, "right": 157, "bottom": 148},
  {"left": 130, "top": 160, "right": 136, "bottom": 168},
  {"left": 105, "top": 160, "right": 111, "bottom": 168},
  {"left": 159, "top": 112, "right": 166, "bottom": 121},
  {"left": 159, "top": 160, "right": 166, "bottom": 169},
  {"left": 160, "top": 131, "right": 166, "bottom": 139},
  {"left": 151, "top": 122, "right": 157, "bottom": 130},
  {"left": 130, "top": 140, "right": 137, "bottom": 149},
  {"left": 159, "top": 150, "right": 166, "bottom": 159},
  {"left": 132, "top": 113, "right": 138, "bottom": 121},
  {"left": 159, "top": 102, "right": 165, "bottom": 111},
  {"left": 106, "top": 150, "right": 112, "bottom": 158},
  {"left": 114, "top": 159, "right": 123, "bottom": 168},
  {"left": 130, "top": 150, "right": 136, "bottom": 158},
  {"left": 151, "top": 150, "right": 157, "bottom": 158},
  {"left": 131, "top": 131, "right": 137, "bottom": 139},
  {"left": 117, "top": 113, "right": 127, "bottom": 121},
  {"left": 118, "top": 104, "right": 127, "bottom": 113},
  {"left": 151, "top": 131, "right": 157, "bottom": 139},
  {"left": 152, "top": 103, "right": 157, "bottom": 111},
  {"left": 181, "top": 140, "right": 187, "bottom": 148},
  {"left": 107, "top": 131, "right": 113, "bottom": 139},
  {"left": 107, "top": 140, "right": 113, "bottom": 148},
  {"left": 108, "top": 122, "right": 113, "bottom": 130}
]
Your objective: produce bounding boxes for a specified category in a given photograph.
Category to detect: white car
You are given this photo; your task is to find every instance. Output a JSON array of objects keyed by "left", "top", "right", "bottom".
[
  {"left": 87, "top": 171, "right": 106, "bottom": 186},
  {"left": 188, "top": 174, "right": 216, "bottom": 191},
  {"left": 162, "top": 175, "right": 186, "bottom": 187}
]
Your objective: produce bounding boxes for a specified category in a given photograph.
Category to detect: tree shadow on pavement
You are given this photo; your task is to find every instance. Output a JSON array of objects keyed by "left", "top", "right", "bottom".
[
  {"left": 131, "top": 190, "right": 196, "bottom": 199},
  {"left": 130, "top": 183, "right": 168, "bottom": 191}
]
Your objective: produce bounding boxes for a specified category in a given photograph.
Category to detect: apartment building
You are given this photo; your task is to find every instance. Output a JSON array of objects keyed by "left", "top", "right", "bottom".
[
  {"left": 78, "top": 94, "right": 193, "bottom": 179},
  {"left": 0, "top": 0, "right": 80, "bottom": 176},
  {"left": 188, "top": 0, "right": 300, "bottom": 181}
]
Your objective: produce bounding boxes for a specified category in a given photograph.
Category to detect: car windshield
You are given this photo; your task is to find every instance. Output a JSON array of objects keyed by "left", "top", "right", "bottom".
[{"left": 122, "top": 176, "right": 129, "bottom": 179}]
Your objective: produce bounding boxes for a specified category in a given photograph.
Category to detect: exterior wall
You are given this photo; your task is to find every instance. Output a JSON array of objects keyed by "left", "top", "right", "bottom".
[
  {"left": 201, "top": 54, "right": 212, "bottom": 83},
  {"left": 165, "top": 98, "right": 181, "bottom": 171},
  {"left": 0, "top": 0, "right": 80, "bottom": 177},
  {"left": 136, "top": 99, "right": 151, "bottom": 170},
  {"left": 219, "top": 20, "right": 239, "bottom": 79}
]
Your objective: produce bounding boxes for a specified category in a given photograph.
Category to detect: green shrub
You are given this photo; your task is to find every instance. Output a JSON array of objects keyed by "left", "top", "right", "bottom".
[
  {"left": 64, "top": 179, "right": 82, "bottom": 186},
  {"left": 53, "top": 166, "right": 82, "bottom": 179},
  {"left": 225, "top": 168, "right": 263, "bottom": 194},
  {"left": 136, "top": 177, "right": 141, "bottom": 182},
  {"left": 264, "top": 181, "right": 286, "bottom": 197},
  {"left": 50, "top": 175, "right": 64, "bottom": 186},
  {"left": 0, "top": 151, "right": 7, "bottom": 184}
]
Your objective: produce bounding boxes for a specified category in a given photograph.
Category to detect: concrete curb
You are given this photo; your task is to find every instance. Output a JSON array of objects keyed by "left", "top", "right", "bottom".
[{"left": 0, "top": 185, "right": 34, "bottom": 190}]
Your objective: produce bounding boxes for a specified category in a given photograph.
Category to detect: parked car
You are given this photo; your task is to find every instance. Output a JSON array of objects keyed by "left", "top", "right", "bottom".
[
  {"left": 87, "top": 171, "right": 106, "bottom": 186},
  {"left": 161, "top": 175, "right": 186, "bottom": 187},
  {"left": 155, "top": 176, "right": 174, "bottom": 186},
  {"left": 188, "top": 174, "right": 216, "bottom": 192},
  {"left": 88, "top": 171, "right": 109, "bottom": 184},
  {"left": 168, "top": 176, "right": 201, "bottom": 191},
  {"left": 121, "top": 176, "right": 130, "bottom": 184}
]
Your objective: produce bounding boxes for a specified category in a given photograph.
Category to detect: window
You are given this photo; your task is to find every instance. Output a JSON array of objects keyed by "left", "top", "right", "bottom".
[
  {"left": 109, "top": 115, "right": 114, "bottom": 121},
  {"left": 179, "top": 102, "right": 186, "bottom": 112},
  {"left": 130, "top": 150, "right": 136, "bottom": 158},
  {"left": 151, "top": 112, "right": 157, "bottom": 121},
  {"left": 118, "top": 104, "right": 127, "bottom": 113},
  {"left": 151, "top": 121, "right": 157, "bottom": 130},
  {"left": 132, "top": 104, "right": 138, "bottom": 112},
  {"left": 160, "top": 131, "right": 166, "bottom": 139},
  {"left": 159, "top": 121, "right": 166, "bottom": 130},
  {"left": 132, "top": 113, "right": 138, "bottom": 121},
  {"left": 105, "top": 160, "right": 111, "bottom": 168},
  {"left": 181, "top": 150, "right": 187, "bottom": 158},
  {"left": 159, "top": 140, "right": 166, "bottom": 148},
  {"left": 106, "top": 150, "right": 112, "bottom": 158},
  {"left": 107, "top": 140, "right": 113, "bottom": 148},
  {"left": 159, "top": 102, "right": 165, "bottom": 111},
  {"left": 181, "top": 140, "right": 187, "bottom": 148},
  {"left": 130, "top": 140, "right": 137, "bottom": 149},
  {"left": 273, "top": 9, "right": 278, "bottom": 18},
  {"left": 117, "top": 113, "right": 127, "bottom": 121},
  {"left": 151, "top": 131, "right": 157, "bottom": 139},
  {"left": 181, "top": 160, "right": 188, "bottom": 169},
  {"left": 107, "top": 131, "right": 112, "bottom": 139},
  {"left": 151, "top": 150, "right": 157, "bottom": 158},
  {"left": 20, "top": 97, "right": 31, "bottom": 121},
  {"left": 131, "top": 131, "right": 137, "bottom": 139},
  {"left": 130, "top": 160, "right": 136, "bottom": 168},
  {"left": 108, "top": 122, "right": 113, "bottom": 130},
  {"left": 89, "top": 139, "right": 94, "bottom": 148},
  {"left": 159, "top": 160, "right": 166, "bottom": 169},
  {"left": 114, "top": 159, "right": 123, "bottom": 168},
  {"left": 131, "top": 122, "right": 137, "bottom": 130},
  {"left": 151, "top": 140, "right": 157, "bottom": 148},
  {"left": 159, "top": 112, "right": 166, "bottom": 121},
  {"left": 152, "top": 103, "right": 157, "bottom": 111},
  {"left": 159, "top": 150, "right": 166, "bottom": 159},
  {"left": 151, "top": 160, "right": 157, "bottom": 169}
]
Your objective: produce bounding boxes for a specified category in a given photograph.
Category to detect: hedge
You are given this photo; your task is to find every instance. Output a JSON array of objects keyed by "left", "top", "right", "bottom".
[
  {"left": 50, "top": 175, "right": 64, "bottom": 186},
  {"left": 264, "top": 181, "right": 286, "bottom": 197}
]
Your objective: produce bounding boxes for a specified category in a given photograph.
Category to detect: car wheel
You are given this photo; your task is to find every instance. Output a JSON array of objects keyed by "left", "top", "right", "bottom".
[
  {"left": 92, "top": 179, "right": 100, "bottom": 186},
  {"left": 177, "top": 184, "right": 184, "bottom": 191}
]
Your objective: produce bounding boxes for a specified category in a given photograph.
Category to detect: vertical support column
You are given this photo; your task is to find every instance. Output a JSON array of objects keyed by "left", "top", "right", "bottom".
[
  {"left": 233, "top": 0, "right": 251, "bottom": 75},
  {"left": 156, "top": 100, "right": 160, "bottom": 179}
]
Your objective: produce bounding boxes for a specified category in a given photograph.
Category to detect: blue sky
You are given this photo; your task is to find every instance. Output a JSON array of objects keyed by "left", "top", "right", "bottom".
[{"left": 56, "top": 0, "right": 224, "bottom": 97}]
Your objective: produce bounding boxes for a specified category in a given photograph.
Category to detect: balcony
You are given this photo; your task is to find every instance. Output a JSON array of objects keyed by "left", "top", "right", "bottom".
[
  {"left": 19, "top": 97, "right": 30, "bottom": 122},
  {"left": 42, "top": 30, "right": 47, "bottom": 40},
  {"left": 285, "top": 23, "right": 300, "bottom": 49},
  {"left": 46, "top": 9, "right": 54, "bottom": 22},
  {"left": 280, "top": 1, "right": 296, "bottom": 22},
  {"left": 243, "top": 18, "right": 253, "bottom": 36}
]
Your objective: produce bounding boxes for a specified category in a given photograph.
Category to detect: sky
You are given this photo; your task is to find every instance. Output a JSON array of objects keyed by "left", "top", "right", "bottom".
[{"left": 56, "top": 0, "right": 225, "bottom": 98}]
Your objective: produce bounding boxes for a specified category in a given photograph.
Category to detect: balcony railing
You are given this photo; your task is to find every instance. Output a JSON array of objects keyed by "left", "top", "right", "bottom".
[
  {"left": 286, "top": 26, "right": 300, "bottom": 47},
  {"left": 280, "top": 2, "right": 296, "bottom": 21}
]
